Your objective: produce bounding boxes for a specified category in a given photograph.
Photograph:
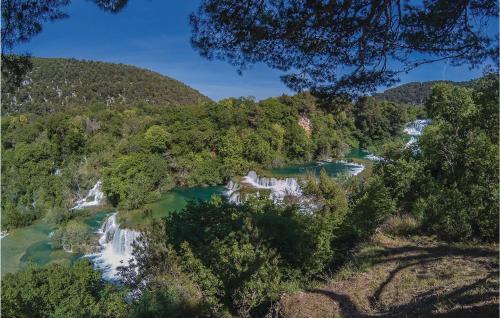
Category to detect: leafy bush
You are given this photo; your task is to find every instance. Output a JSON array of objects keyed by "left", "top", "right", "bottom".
[
  {"left": 127, "top": 178, "right": 351, "bottom": 316},
  {"left": 372, "top": 75, "right": 499, "bottom": 242},
  {"left": 1, "top": 260, "right": 129, "bottom": 318}
]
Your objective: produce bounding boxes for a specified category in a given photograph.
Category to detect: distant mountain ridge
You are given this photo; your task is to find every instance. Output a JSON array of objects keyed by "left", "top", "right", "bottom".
[
  {"left": 373, "top": 80, "right": 469, "bottom": 106},
  {"left": 2, "top": 57, "right": 211, "bottom": 114}
]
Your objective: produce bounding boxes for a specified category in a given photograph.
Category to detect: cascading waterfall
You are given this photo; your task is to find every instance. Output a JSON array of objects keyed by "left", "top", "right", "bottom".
[
  {"left": 225, "top": 160, "right": 366, "bottom": 207},
  {"left": 225, "top": 171, "right": 302, "bottom": 205},
  {"left": 225, "top": 180, "right": 242, "bottom": 204},
  {"left": 241, "top": 171, "right": 303, "bottom": 201},
  {"left": 364, "top": 153, "right": 382, "bottom": 161},
  {"left": 334, "top": 160, "right": 365, "bottom": 175},
  {"left": 72, "top": 180, "right": 105, "bottom": 210},
  {"left": 224, "top": 171, "right": 320, "bottom": 212},
  {"left": 88, "top": 213, "right": 140, "bottom": 280},
  {"left": 404, "top": 119, "right": 431, "bottom": 147}
]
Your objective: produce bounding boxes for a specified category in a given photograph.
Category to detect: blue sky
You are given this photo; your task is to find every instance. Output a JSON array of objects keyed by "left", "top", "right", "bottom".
[{"left": 13, "top": 1, "right": 496, "bottom": 101}]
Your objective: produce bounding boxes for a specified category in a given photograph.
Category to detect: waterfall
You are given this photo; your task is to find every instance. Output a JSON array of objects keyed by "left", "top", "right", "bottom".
[
  {"left": 225, "top": 171, "right": 327, "bottom": 213},
  {"left": 403, "top": 119, "right": 431, "bottom": 136},
  {"left": 225, "top": 180, "right": 242, "bottom": 204},
  {"left": 404, "top": 119, "right": 431, "bottom": 147},
  {"left": 225, "top": 171, "right": 302, "bottom": 205},
  {"left": 72, "top": 180, "right": 105, "bottom": 210},
  {"left": 241, "top": 171, "right": 303, "bottom": 202},
  {"left": 364, "top": 153, "right": 382, "bottom": 161},
  {"left": 88, "top": 213, "right": 140, "bottom": 280},
  {"left": 225, "top": 162, "right": 366, "bottom": 207},
  {"left": 225, "top": 171, "right": 303, "bottom": 205},
  {"left": 335, "top": 161, "right": 365, "bottom": 175}
]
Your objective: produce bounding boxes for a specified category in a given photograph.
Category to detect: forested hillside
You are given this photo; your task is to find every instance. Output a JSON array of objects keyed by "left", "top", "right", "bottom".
[
  {"left": 1, "top": 89, "right": 412, "bottom": 230},
  {"left": 1, "top": 58, "right": 211, "bottom": 114},
  {"left": 3, "top": 76, "right": 497, "bottom": 318},
  {"left": 373, "top": 81, "right": 466, "bottom": 106}
]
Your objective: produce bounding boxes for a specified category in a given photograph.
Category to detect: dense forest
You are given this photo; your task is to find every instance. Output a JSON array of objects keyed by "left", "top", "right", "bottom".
[
  {"left": 2, "top": 0, "right": 498, "bottom": 316},
  {"left": 1, "top": 58, "right": 211, "bottom": 114},
  {"left": 1, "top": 61, "right": 414, "bottom": 230},
  {"left": 372, "top": 80, "right": 469, "bottom": 106},
  {"left": 3, "top": 74, "right": 498, "bottom": 317},
  {"left": 1, "top": 58, "right": 498, "bottom": 318}
]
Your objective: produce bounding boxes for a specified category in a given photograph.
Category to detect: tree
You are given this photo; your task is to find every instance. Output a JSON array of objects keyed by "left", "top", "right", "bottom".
[
  {"left": 217, "top": 127, "right": 243, "bottom": 158},
  {"left": 1, "top": 260, "right": 129, "bottom": 318},
  {"left": 285, "top": 122, "right": 310, "bottom": 159},
  {"left": 353, "top": 96, "right": 407, "bottom": 145},
  {"left": 1, "top": 0, "right": 130, "bottom": 90},
  {"left": 243, "top": 132, "right": 272, "bottom": 164},
  {"left": 102, "top": 153, "right": 171, "bottom": 209},
  {"left": 144, "top": 125, "right": 171, "bottom": 153},
  {"left": 371, "top": 76, "right": 499, "bottom": 242},
  {"left": 418, "top": 81, "right": 499, "bottom": 241},
  {"left": 190, "top": 0, "right": 498, "bottom": 97}
]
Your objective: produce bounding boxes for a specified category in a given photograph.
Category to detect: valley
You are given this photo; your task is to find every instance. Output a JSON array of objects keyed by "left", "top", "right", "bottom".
[
  {"left": 1, "top": 56, "right": 496, "bottom": 317},
  {"left": 1, "top": 147, "right": 378, "bottom": 279}
]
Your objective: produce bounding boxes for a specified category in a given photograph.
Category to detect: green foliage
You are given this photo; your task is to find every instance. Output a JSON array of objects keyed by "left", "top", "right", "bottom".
[
  {"left": 1, "top": 260, "right": 129, "bottom": 318},
  {"left": 217, "top": 127, "right": 243, "bottom": 158},
  {"left": 372, "top": 76, "right": 499, "bottom": 242},
  {"left": 2, "top": 57, "right": 211, "bottom": 114},
  {"left": 350, "top": 176, "right": 397, "bottom": 239},
  {"left": 1, "top": 67, "right": 410, "bottom": 232},
  {"left": 353, "top": 97, "right": 408, "bottom": 147},
  {"left": 1, "top": 136, "right": 64, "bottom": 229},
  {"left": 285, "top": 122, "right": 310, "bottom": 159},
  {"left": 51, "top": 220, "right": 92, "bottom": 253},
  {"left": 44, "top": 207, "right": 70, "bottom": 224},
  {"left": 129, "top": 184, "right": 352, "bottom": 316},
  {"left": 243, "top": 132, "right": 272, "bottom": 164},
  {"left": 128, "top": 166, "right": 360, "bottom": 316},
  {"left": 102, "top": 153, "right": 172, "bottom": 209},
  {"left": 131, "top": 271, "right": 205, "bottom": 318},
  {"left": 144, "top": 125, "right": 171, "bottom": 153}
]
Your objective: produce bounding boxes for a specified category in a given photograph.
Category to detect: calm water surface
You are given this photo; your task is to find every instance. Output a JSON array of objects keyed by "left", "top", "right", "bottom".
[{"left": 2, "top": 149, "right": 372, "bottom": 275}]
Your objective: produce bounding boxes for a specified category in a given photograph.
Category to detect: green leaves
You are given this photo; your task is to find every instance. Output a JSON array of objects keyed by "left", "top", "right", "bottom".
[
  {"left": 144, "top": 125, "right": 171, "bottom": 153},
  {"left": 373, "top": 77, "right": 499, "bottom": 242},
  {"left": 102, "top": 153, "right": 171, "bottom": 209},
  {"left": 1, "top": 260, "right": 129, "bottom": 318}
]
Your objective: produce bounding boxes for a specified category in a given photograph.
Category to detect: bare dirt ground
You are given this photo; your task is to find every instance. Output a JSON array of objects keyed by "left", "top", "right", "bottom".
[{"left": 274, "top": 232, "right": 499, "bottom": 318}]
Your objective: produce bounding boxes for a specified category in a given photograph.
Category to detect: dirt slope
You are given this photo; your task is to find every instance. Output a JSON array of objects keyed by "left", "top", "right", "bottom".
[{"left": 274, "top": 233, "right": 498, "bottom": 317}]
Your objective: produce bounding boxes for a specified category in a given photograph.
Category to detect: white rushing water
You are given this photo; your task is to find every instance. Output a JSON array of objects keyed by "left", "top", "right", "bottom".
[
  {"left": 225, "top": 171, "right": 303, "bottom": 205},
  {"left": 72, "top": 180, "right": 105, "bottom": 210},
  {"left": 224, "top": 161, "right": 364, "bottom": 208},
  {"left": 225, "top": 180, "right": 243, "bottom": 204},
  {"left": 404, "top": 119, "right": 431, "bottom": 147},
  {"left": 224, "top": 171, "right": 303, "bottom": 209},
  {"left": 364, "top": 153, "right": 383, "bottom": 161},
  {"left": 243, "top": 171, "right": 303, "bottom": 200},
  {"left": 87, "top": 213, "right": 140, "bottom": 280},
  {"left": 335, "top": 160, "right": 365, "bottom": 175}
]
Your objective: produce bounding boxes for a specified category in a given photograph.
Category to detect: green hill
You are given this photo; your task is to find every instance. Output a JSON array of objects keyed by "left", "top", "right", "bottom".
[
  {"left": 2, "top": 58, "right": 211, "bottom": 114},
  {"left": 373, "top": 80, "right": 467, "bottom": 106}
]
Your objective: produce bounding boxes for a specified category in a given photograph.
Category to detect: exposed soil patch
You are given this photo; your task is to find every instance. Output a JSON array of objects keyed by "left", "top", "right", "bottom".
[
  {"left": 298, "top": 116, "right": 312, "bottom": 137},
  {"left": 274, "top": 233, "right": 499, "bottom": 317}
]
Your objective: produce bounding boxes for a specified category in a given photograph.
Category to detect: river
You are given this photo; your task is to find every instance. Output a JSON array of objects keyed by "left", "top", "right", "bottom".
[{"left": 1, "top": 148, "right": 374, "bottom": 277}]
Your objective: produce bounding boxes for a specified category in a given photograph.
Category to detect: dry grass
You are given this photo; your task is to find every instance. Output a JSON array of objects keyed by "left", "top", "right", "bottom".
[
  {"left": 380, "top": 214, "right": 421, "bottom": 237},
  {"left": 273, "top": 233, "right": 499, "bottom": 318}
]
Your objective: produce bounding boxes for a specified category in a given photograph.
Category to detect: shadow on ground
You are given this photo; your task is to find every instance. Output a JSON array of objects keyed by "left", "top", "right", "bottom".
[{"left": 278, "top": 236, "right": 499, "bottom": 318}]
